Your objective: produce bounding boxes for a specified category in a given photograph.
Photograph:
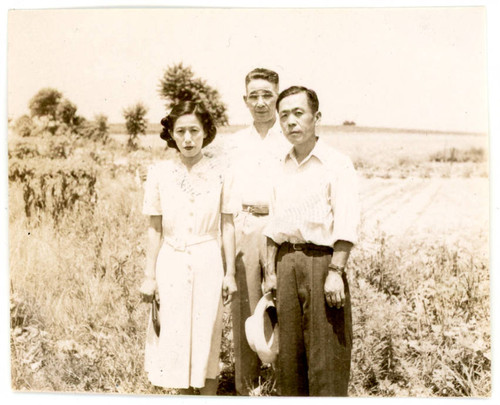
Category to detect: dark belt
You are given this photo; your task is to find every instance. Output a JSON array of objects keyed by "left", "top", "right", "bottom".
[
  {"left": 281, "top": 242, "right": 333, "bottom": 254},
  {"left": 241, "top": 204, "right": 269, "bottom": 216}
]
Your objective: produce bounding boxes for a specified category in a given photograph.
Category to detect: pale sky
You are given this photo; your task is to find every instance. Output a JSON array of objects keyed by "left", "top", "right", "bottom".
[{"left": 7, "top": 4, "right": 489, "bottom": 133}]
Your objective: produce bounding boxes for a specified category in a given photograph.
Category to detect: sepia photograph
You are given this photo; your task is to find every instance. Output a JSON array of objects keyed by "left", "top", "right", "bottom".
[{"left": 2, "top": 0, "right": 497, "bottom": 403}]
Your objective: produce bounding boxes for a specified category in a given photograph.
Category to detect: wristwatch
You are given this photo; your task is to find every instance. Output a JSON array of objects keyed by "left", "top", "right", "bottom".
[{"left": 328, "top": 263, "right": 345, "bottom": 276}]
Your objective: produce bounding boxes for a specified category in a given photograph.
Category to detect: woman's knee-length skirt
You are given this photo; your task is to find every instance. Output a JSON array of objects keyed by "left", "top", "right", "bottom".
[{"left": 144, "top": 239, "right": 224, "bottom": 389}]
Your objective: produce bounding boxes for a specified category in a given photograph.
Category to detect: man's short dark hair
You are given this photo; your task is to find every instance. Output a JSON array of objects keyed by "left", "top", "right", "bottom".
[
  {"left": 160, "top": 100, "right": 217, "bottom": 150},
  {"left": 276, "top": 86, "right": 319, "bottom": 113},
  {"left": 245, "top": 68, "right": 279, "bottom": 87}
]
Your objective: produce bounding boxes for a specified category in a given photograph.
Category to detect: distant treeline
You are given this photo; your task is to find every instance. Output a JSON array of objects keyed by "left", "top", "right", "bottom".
[
  {"left": 108, "top": 122, "right": 246, "bottom": 135},
  {"left": 108, "top": 122, "right": 486, "bottom": 137},
  {"left": 328, "top": 125, "right": 487, "bottom": 136}
]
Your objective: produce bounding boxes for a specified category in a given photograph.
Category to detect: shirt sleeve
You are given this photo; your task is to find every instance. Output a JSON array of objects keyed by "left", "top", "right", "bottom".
[
  {"left": 142, "top": 164, "right": 162, "bottom": 216},
  {"left": 262, "top": 174, "right": 286, "bottom": 244},
  {"left": 221, "top": 166, "right": 240, "bottom": 215},
  {"left": 330, "top": 156, "right": 360, "bottom": 245}
]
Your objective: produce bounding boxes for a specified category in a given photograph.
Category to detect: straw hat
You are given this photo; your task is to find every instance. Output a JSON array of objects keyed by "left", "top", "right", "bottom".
[{"left": 245, "top": 292, "right": 279, "bottom": 364}]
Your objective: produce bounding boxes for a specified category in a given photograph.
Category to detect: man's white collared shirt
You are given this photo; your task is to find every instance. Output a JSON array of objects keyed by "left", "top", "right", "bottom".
[
  {"left": 230, "top": 121, "right": 290, "bottom": 207},
  {"left": 264, "top": 137, "right": 360, "bottom": 247}
]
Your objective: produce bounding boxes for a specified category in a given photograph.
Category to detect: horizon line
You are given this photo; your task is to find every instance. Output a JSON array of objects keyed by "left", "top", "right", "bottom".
[{"left": 108, "top": 122, "right": 488, "bottom": 137}]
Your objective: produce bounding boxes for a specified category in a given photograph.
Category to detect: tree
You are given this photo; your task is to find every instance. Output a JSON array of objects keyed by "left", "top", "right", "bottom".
[
  {"left": 93, "top": 114, "right": 110, "bottom": 144},
  {"left": 14, "top": 114, "right": 36, "bottom": 137},
  {"left": 28, "top": 88, "right": 86, "bottom": 135},
  {"left": 56, "top": 98, "right": 87, "bottom": 134},
  {"left": 75, "top": 114, "right": 109, "bottom": 143},
  {"left": 158, "top": 63, "right": 228, "bottom": 126},
  {"left": 57, "top": 99, "right": 78, "bottom": 126},
  {"left": 123, "top": 103, "right": 148, "bottom": 150},
  {"left": 29, "top": 88, "right": 63, "bottom": 133}
]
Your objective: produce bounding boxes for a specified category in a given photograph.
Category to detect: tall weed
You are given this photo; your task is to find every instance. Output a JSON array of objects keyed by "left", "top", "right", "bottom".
[{"left": 348, "top": 236, "right": 490, "bottom": 397}]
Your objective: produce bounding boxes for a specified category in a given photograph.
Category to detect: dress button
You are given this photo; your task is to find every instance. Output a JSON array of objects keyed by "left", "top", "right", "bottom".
[
  {"left": 187, "top": 264, "right": 192, "bottom": 284},
  {"left": 189, "top": 212, "right": 194, "bottom": 217}
]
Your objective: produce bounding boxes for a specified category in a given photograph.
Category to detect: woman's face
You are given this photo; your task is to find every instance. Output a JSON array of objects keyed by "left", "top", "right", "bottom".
[{"left": 172, "top": 114, "right": 206, "bottom": 159}]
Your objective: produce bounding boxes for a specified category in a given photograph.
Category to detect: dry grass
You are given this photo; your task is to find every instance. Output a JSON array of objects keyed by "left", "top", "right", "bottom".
[
  {"left": 8, "top": 127, "right": 490, "bottom": 397},
  {"left": 348, "top": 232, "right": 490, "bottom": 397}
]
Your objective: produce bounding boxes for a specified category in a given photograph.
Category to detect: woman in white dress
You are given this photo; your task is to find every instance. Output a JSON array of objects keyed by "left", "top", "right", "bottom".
[{"left": 139, "top": 100, "right": 237, "bottom": 395}]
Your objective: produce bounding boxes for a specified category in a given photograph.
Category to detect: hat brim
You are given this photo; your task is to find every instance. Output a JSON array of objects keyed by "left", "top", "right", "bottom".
[{"left": 245, "top": 293, "right": 279, "bottom": 364}]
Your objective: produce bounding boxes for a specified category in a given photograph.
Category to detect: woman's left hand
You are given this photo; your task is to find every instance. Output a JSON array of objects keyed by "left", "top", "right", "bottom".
[
  {"left": 222, "top": 274, "right": 237, "bottom": 306},
  {"left": 140, "top": 277, "right": 157, "bottom": 303}
]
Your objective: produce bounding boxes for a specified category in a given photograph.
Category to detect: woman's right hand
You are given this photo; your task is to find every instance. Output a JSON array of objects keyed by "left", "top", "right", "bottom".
[{"left": 139, "top": 277, "right": 157, "bottom": 303}]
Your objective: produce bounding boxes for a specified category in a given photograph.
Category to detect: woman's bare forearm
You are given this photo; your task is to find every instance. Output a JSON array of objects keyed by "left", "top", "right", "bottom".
[
  {"left": 144, "top": 216, "right": 162, "bottom": 279},
  {"left": 221, "top": 213, "right": 236, "bottom": 277}
]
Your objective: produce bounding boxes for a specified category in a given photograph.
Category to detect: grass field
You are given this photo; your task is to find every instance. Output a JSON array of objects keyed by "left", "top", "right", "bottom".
[{"left": 8, "top": 126, "right": 490, "bottom": 397}]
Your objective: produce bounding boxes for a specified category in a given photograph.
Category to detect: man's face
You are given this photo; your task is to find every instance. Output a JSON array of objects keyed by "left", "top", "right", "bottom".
[
  {"left": 244, "top": 79, "right": 278, "bottom": 124},
  {"left": 278, "top": 92, "right": 320, "bottom": 146}
]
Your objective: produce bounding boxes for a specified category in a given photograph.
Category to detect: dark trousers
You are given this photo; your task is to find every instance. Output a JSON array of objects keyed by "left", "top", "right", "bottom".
[{"left": 276, "top": 244, "right": 352, "bottom": 396}]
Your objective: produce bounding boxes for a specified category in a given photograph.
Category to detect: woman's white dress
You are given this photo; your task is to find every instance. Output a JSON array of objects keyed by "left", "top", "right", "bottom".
[{"left": 142, "top": 153, "right": 236, "bottom": 389}]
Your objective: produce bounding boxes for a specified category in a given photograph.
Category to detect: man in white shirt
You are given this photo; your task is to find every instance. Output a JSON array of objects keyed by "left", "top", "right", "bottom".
[
  {"left": 263, "top": 86, "right": 360, "bottom": 396},
  {"left": 229, "top": 68, "right": 289, "bottom": 395}
]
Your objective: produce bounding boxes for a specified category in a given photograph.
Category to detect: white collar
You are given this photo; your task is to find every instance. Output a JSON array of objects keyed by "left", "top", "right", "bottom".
[
  {"left": 285, "top": 136, "right": 328, "bottom": 166},
  {"left": 249, "top": 119, "right": 281, "bottom": 140}
]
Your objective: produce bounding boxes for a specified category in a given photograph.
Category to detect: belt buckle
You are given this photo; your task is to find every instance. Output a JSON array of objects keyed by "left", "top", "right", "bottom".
[
  {"left": 171, "top": 238, "right": 186, "bottom": 252},
  {"left": 291, "top": 243, "right": 303, "bottom": 251}
]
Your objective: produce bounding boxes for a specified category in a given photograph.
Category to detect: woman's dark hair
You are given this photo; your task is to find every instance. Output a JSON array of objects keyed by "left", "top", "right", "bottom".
[{"left": 160, "top": 100, "right": 217, "bottom": 150}]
